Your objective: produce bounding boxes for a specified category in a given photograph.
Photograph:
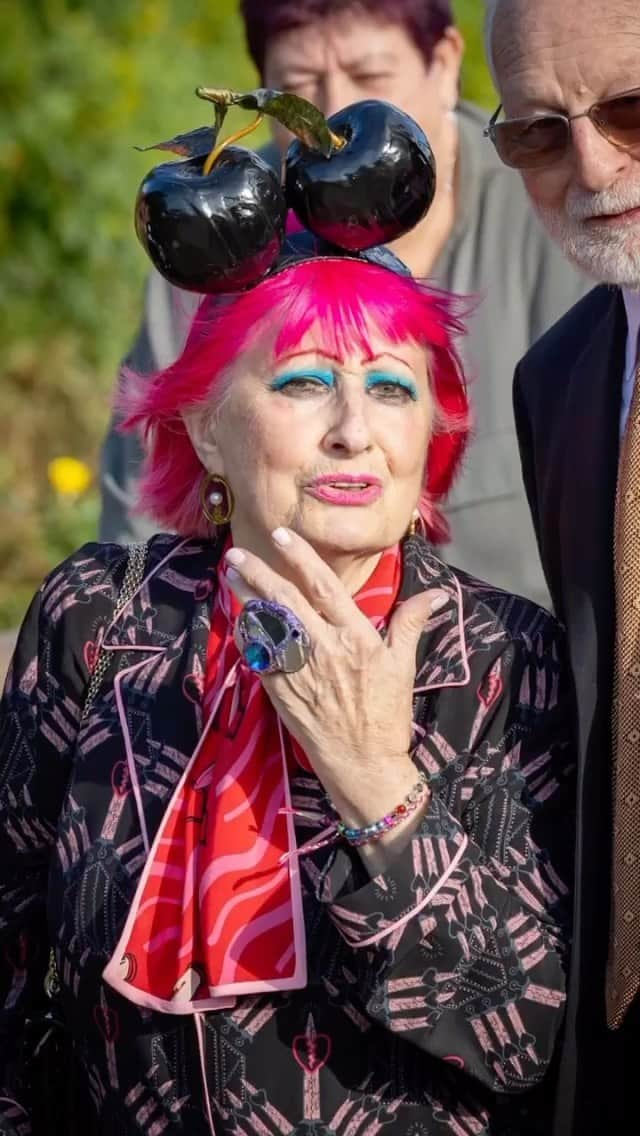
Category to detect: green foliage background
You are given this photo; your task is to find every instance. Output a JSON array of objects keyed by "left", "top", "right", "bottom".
[{"left": 0, "top": 0, "right": 494, "bottom": 628}]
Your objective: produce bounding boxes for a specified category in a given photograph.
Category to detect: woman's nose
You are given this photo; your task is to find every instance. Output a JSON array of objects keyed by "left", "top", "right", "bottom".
[
  {"left": 320, "top": 70, "right": 359, "bottom": 119},
  {"left": 322, "top": 394, "right": 373, "bottom": 455},
  {"left": 570, "top": 117, "right": 633, "bottom": 193}
]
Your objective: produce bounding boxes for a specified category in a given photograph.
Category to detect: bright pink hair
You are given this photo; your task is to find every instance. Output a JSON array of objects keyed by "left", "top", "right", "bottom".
[{"left": 119, "top": 257, "right": 471, "bottom": 542}]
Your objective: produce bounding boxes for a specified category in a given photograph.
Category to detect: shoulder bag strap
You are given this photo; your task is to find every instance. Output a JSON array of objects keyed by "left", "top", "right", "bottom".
[
  {"left": 80, "top": 541, "right": 148, "bottom": 724},
  {"left": 43, "top": 542, "right": 148, "bottom": 999}
]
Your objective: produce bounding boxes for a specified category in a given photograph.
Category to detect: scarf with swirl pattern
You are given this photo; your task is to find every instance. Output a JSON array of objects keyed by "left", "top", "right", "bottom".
[{"left": 106, "top": 544, "right": 402, "bottom": 1012}]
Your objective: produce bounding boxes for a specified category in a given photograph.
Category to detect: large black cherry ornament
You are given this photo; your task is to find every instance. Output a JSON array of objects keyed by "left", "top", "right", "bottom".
[
  {"left": 133, "top": 85, "right": 342, "bottom": 294},
  {"left": 133, "top": 88, "right": 437, "bottom": 293},
  {"left": 285, "top": 100, "right": 436, "bottom": 251},
  {"left": 135, "top": 147, "right": 286, "bottom": 293}
]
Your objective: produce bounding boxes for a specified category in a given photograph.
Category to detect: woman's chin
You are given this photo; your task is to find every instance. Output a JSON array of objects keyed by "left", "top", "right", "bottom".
[{"left": 295, "top": 518, "right": 396, "bottom": 560}]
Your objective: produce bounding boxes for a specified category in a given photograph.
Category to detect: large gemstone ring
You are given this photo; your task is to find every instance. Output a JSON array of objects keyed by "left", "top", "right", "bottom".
[{"left": 237, "top": 600, "right": 311, "bottom": 675}]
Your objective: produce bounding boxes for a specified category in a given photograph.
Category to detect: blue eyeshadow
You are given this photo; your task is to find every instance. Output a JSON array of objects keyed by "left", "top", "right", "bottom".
[
  {"left": 269, "top": 368, "right": 335, "bottom": 390},
  {"left": 365, "top": 371, "right": 418, "bottom": 400}
]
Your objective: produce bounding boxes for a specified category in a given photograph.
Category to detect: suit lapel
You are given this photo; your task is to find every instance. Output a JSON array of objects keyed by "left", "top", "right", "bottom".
[
  {"left": 558, "top": 290, "right": 625, "bottom": 755},
  {"left": 555, "top": 290, "right": 626, "bottom": 1078}
]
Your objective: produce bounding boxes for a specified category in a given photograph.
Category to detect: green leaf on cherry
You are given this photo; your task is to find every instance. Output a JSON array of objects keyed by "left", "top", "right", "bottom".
[{"left": 196, "top": 86, "right": 342, "bottom": 158}]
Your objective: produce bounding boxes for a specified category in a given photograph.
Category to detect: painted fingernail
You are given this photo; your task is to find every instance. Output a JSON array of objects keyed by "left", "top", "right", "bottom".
[
  {"left": 226, "top": 565, "right": 242, "bottom": 583},
  {"left": 272, "top": 527, "right": 292, "bottom": 547},
  {"left": 225, "top": 548, "right": 245, "bottom": 566},
  {"left": 429, "top": 590, "right": 449, "bottom": 613}
]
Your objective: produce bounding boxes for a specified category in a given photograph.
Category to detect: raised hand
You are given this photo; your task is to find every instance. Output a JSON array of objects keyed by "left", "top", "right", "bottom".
[{"left": 225, "top": 528, "right": 448, "bottom": 870}]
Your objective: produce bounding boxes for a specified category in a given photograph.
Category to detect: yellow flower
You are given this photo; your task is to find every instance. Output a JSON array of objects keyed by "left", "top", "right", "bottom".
[{"left": 48, "top": 456, "right": 92, "bottom": 497}]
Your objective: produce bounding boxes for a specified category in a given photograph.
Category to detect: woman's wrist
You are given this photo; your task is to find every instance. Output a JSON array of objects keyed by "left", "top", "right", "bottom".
[
  {"left": 320, "top": 755, "right": 421, "bottom": 821},
  {"left": 320, "top": 756, "right": 432, "bottom": 872},
  {"left": 352, "top": 795, "right": 431, "bottom": 875},
  {"left": 336, "top": 771, "right": 429, "bottom": 846}
]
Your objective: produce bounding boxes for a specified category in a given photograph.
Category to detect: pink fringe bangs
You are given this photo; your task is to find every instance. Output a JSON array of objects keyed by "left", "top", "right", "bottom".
[{"left": 119, "top": 257, "right": 471, "bottom": 542}]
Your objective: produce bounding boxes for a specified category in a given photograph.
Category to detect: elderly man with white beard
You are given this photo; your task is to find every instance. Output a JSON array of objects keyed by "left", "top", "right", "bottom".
[{"left": 484, "top": 1, "right": 640, "bottom": 1133}]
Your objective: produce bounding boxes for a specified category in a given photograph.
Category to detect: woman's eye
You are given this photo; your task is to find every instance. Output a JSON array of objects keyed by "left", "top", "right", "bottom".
[
  {"left": 375, "top": 384, "right": 410, "bottom": 401},
  {"left": 354, "top": 73, "right": 393, "bottom": 93},
  {"left": 367, "top": 379, "right": 417, "bottom": 402},
  {"left": 280, "top": 78, "right": 317, "bottom": 99},
  {"left": 270, "top": 373, "right": 333, "bottom": 396},
  {"left": 285, "top": 378, "right": 326, "bottom": 395}
]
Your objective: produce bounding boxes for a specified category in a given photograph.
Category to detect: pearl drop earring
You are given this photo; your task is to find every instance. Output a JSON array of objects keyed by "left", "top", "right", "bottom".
[{"left": 200, "top": 474, "right": 234, "bottom": 525}]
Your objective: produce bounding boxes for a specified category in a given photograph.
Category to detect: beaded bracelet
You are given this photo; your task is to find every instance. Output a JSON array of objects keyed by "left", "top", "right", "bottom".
[{"left": 336, "top": 771, "right": 430, "bottom": 847}]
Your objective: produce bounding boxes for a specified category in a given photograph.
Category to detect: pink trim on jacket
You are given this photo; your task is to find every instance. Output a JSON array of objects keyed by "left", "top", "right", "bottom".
[
  {"left": 338, "top": 833, "right": 469, "bottom": 950},
  {"left": 413, "top": 575, "right": 470, "bottom": 693},
  {"left": 194, "top": 1013, "right": 217, "bottom": 1136},
  {"left": 103, "top": 659, "right": 308, "bottom": 1013}
]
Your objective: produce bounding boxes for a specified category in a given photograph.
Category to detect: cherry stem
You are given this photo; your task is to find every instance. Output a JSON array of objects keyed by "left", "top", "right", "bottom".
[
  {"left": 328, "top": 129, "right": 347, "bottom": 152},
  {"left": 202, "top": 113, "right": 265, "bottom": 175}
]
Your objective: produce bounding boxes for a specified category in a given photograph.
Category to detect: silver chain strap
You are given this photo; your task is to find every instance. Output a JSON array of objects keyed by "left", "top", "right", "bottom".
[
  {"left": 45, "top": 544, "right": 147, "bottom": 1001},
  {"left": 80, "top": 541, "right": 148, "bottom": 723}
]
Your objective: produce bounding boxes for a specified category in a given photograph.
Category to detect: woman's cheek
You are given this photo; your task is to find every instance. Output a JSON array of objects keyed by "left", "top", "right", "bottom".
[
  {"left": 259, "top": 401, "right": 321, "bottom": 458},
  {"left": 238, "top": 413, "right": 303, "bottom": 479},
  {"left": 386, "top": 414, "right": 431, "bottom": 476}
]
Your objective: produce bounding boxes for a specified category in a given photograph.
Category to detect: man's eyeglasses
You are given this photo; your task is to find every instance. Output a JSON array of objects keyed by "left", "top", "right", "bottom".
[{"left": 484, "top": 87, "right": 640, "bottom": 170}]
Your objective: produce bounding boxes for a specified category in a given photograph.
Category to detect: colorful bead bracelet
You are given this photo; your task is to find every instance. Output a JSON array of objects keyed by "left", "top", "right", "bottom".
[{"left": 336, "top": 771, "right": 430, "bottom": 847}]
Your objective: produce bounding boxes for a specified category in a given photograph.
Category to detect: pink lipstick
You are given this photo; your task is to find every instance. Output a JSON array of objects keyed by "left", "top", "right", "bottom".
[{"left": 306, "top": 472, "right": 383, "bottom": 506}]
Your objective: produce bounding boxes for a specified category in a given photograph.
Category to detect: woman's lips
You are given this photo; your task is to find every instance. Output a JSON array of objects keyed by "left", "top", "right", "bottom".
[{"left": 306, "top": 475, "right": 383, "bottom": 507}]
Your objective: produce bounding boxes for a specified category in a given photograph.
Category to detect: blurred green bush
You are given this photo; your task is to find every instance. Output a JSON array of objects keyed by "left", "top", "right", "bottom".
[{"left": 0, "top": 0, "right": 494, "bottom": 628}]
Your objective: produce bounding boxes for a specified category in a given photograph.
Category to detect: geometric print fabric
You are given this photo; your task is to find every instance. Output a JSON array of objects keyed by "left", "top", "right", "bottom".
[{"left": 608, "top": 364, "right": 640, "bottom": 1028}]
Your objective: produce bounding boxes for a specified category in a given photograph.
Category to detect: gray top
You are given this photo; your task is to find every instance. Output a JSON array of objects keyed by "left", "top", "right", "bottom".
[{"left": 99, "top": 102, "right": 590, "bottom": 607}]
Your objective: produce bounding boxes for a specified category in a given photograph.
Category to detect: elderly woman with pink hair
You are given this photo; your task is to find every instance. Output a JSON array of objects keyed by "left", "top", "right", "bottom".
[{"left": 0, "top": 96, "right": 573, "bottom": 1136}]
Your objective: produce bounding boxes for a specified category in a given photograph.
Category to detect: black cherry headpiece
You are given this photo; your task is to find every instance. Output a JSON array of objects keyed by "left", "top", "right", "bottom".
[{"left": 134, "top": 87, "right": 436, "bottom": 293}]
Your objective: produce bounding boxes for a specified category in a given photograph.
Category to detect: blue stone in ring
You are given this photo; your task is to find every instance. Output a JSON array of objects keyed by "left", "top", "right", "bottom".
[
  {"left": 238, "top": 599, "right": 311, "bottom": 674},
  {"left": 244, "top": 642, "right": 272, "bottom": 672}
]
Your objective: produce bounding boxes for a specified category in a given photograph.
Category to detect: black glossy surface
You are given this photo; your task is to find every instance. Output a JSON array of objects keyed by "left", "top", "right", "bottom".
[
  {"left": 135, "top": 148, "right": 287, "bottom": 293},
  {"left": 285, "top": 99, "right": 436, "bottom": 251}
]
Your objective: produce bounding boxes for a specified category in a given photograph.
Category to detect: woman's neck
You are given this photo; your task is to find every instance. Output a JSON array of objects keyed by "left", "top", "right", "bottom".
[
  {"left": 390, "top": 177, "right": 458, "bottom": 278},
  {"left": 390, "top": 125, "right": 461, "bottom": 278},
  {"left": 314, "top": 547, "right": 385, "bottom": 596},
  {"left": 228, "top": 525, "right": 386, "bottom": 597}
]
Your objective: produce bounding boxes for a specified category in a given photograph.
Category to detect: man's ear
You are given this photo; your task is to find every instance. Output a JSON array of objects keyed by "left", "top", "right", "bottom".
[
  {"left": 430, "top": 26, "right": 465, "bottom": 109},
  {"left": 182, "top": 406, "right": 224, "bottom": 475}
]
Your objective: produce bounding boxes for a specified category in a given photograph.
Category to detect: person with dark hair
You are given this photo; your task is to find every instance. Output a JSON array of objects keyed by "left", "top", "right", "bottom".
[
  {"left": 1, "top": 100, "right": 574, "bottom": 1133},
  {"left": 242, "top": 0, "right": 454, "bottom": 77},
  {"left": 100, "top": 0, "right": 590, "bottom": 609}
]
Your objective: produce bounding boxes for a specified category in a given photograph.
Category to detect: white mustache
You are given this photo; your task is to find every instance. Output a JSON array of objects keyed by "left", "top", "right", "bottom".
[{"left": 566, "top": 187, "right": 640, "bottom": 222}]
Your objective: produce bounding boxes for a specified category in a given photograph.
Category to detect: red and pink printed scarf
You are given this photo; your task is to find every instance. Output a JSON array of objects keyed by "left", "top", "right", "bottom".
[{"left": 104, "top": 545, "right": 402, "bottom": 1013}]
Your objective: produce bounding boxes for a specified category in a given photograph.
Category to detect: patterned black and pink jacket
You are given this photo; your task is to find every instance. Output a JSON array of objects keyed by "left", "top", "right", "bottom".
[{"left": 0, "top": 534, "right": 575, "bottom": 1135}]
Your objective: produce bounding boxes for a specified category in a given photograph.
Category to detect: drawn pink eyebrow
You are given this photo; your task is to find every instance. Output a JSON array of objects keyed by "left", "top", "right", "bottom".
[
  {"left": 274, "top": 348, "right": 345, "bottom": 366},
  {"left": 274, "top": 350, "right": 414, "bottom": 370},
  {"left": 361, "top": 352, "right": 414, "bottom": 371}
]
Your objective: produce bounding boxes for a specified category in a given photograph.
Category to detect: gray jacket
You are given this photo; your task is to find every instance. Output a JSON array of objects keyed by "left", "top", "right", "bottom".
[{"left": 100, "top": 102, "right": 590, "bottom": 606}]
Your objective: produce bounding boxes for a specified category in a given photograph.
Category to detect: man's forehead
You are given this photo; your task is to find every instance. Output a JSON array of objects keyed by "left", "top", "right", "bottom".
[
  {"left": 493, "top": 0, "right": 640, "bottom": 63},
  {"left": 492, "top": 0, "right": 640, "bottom": 99}
]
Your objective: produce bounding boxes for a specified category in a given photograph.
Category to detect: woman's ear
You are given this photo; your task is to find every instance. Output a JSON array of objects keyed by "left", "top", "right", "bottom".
[
  {"left": 429, "top": 26, "right": 465, "bottom": 110},
  {"left": 182, "top": 406, "right": 225, "bottom": 476}
]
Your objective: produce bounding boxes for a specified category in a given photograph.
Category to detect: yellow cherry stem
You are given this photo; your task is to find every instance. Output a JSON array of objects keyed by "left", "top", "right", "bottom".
[{"left": 202, "top": 113, "right": 265, "bottom": 175}]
